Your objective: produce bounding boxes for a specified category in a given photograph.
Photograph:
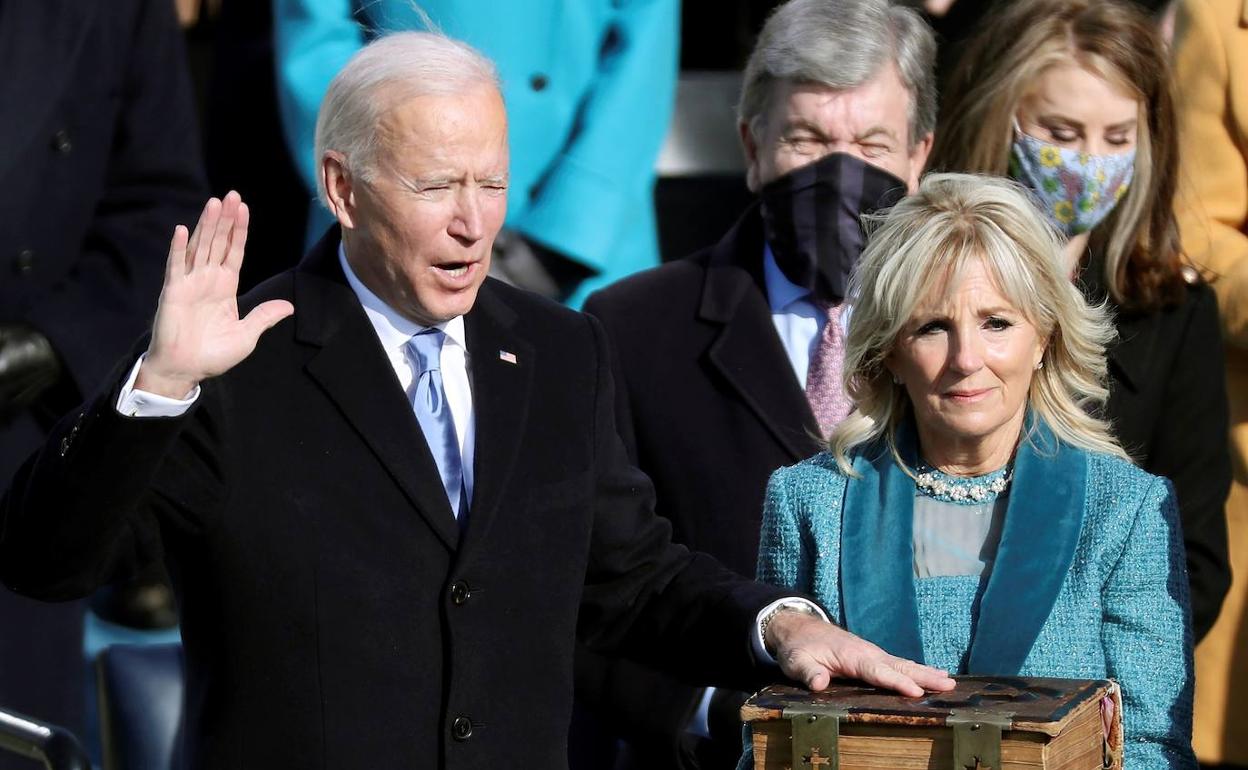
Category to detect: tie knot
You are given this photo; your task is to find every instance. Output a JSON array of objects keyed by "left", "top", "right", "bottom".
[
  {"left": 815, "top": 298, "right": 843, "bottom": 321},
  {"left": 407, "top": 329, "right": 445, "bottom": 376}
]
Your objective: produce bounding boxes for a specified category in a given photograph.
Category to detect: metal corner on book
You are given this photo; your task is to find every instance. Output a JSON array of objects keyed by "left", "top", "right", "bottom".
[
  {"left": 783, "top": 705, "right": 848, "bottom": 769},
  {"left": 947, "top": 709, "right": 1014, "bottom": 770}
]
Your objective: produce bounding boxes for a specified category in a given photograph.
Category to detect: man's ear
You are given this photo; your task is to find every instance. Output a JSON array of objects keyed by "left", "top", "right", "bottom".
[
  {"left": 906, "top": 132, "right": 935, "bottom": 193},
  {"left": 739, "top": 119, "right": 761, "bottom": 193},
  {"left": 321, "top": 151, "right": 357, "bottom": 230}
]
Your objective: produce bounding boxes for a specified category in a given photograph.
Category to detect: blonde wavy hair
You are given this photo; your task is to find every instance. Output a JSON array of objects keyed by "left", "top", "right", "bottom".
[{"left": 829, "top": 173, "right": 1128, "bottom": 474}]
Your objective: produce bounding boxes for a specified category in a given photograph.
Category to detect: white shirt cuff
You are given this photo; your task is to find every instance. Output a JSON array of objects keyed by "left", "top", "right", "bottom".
[
  {"left": 115, "top": 354, "right": 200, "bottom": 417},
  {"left": 688, "top": 686, "right": 715, "bottom": 738},
  {"left": 753, "top": 597, "right": 828, "bottom": 665}
]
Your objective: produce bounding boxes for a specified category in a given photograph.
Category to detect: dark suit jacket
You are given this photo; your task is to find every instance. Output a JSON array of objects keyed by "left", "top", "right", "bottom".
[
  {"left": 0, "top": 233, "right": 788, "bottom": 769},
  {"left": 0, "top": 0, "right": 205, "bottom": 743},
  {"left": 580, "top": 207, "right": 820, "bottom": 766},
  {"left": 1085, "top": 267, "right": 1233, "bottom": 641}
]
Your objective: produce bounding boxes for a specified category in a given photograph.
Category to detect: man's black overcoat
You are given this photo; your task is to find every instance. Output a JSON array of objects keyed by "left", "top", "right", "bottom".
[
  {"left": 580, "top": 207, "right": 822, "bottom": 766},
  {"left": 0, "top": 233, "right": 786, "bottom": 769}
]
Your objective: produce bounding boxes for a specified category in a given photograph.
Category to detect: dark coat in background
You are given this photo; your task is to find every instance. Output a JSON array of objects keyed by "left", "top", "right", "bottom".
[
  {"left": 0, "top": 0, "right": 206, "bottom": 745},
  {"left": 1083, "top": 261, "right": 1233, "bottom": 641},
  {"left": 0, "top": 233, "right": 789, "bottom": 769},
  {"left": 581, "top": 207, "right": 820, "bottom": 768}
]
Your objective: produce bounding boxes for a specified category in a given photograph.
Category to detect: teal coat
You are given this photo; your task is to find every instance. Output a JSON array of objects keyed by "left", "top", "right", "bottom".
[
  {"left": 273, "top": 0, "right": 678, "bottom": 307},
  {"left": 744, "top": 423, "right": 1196, "bottom": 769}
]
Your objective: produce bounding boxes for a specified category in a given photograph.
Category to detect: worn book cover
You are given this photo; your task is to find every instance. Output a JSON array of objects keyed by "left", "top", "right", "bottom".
[{"left": 742, "top": 676, "right": 1122, "bottom": 770}]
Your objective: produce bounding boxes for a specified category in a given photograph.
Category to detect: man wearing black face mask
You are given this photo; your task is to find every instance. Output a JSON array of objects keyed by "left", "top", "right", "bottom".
[{"left": 578, "top": 1, "right": 937, "bottom": 768}]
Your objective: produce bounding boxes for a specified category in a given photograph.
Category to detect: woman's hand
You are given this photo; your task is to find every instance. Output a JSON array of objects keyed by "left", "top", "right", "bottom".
[
  {"left": 766, "top": 609, "right": 956, "bottom": 696},
  {"left": 136, "top": 192, "right": 294, "bottom": 398}
]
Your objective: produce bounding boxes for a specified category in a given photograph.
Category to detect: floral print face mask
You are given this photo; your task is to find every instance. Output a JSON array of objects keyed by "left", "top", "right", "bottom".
[{"left": 1009, "top": 130, "right": 1135, "bottom": 238}]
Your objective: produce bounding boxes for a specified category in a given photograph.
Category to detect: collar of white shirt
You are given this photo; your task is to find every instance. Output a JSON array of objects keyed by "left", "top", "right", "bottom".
[{"left": 337, "top": 243, "right": 468, "bottom": 364}]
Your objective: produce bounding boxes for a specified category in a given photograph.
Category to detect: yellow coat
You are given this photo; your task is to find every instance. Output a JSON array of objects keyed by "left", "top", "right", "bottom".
[{"left": 1174, "top": 0, "right": 1248, "bottom": 763}]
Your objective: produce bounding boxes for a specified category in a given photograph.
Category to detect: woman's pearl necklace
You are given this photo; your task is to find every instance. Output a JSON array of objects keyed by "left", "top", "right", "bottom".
[{"left": 914, "top": 464, "right": 1013, "bottom": 504}]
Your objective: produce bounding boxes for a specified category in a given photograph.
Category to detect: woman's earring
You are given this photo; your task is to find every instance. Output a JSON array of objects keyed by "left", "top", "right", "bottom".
[
  {"left": 1035, "top": 360, "right": 1044, "bottom": 370},
  {"left": 891, "top": 373, "right": 903, "bottom": 384}
]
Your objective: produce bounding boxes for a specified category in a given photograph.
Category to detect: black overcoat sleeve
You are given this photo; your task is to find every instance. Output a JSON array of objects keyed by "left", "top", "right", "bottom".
[
  {"left": 0, "top": 350, "right": 220, "bottom": 601},
  {"left": 574, "top": 314, "right": 791, "bottom": 688}
]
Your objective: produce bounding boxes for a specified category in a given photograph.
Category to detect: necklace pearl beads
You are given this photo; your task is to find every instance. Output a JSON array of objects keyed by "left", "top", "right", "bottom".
[{"left": 914, "top": 465, "right": 1012, "bottom": 504}]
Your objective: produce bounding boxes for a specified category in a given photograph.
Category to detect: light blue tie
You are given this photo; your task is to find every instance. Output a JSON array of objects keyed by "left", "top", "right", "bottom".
[{"left": 407, "top": 330, "right": 466, "bottom": 520}]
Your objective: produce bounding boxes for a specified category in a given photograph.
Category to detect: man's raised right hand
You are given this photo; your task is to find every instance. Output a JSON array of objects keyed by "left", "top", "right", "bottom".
[{"left": 136, "top": 192, "right": 295, "bottom": 399}]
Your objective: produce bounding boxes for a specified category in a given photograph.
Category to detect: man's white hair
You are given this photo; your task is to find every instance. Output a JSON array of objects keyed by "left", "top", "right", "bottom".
[{"left": 312, "top": 31, "right": 500, "bottom": 206}]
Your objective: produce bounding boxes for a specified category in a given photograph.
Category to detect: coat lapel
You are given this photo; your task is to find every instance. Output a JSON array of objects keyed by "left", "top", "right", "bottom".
[
  {"left": 966, "top": 419, "right": 1086, "bottom": 674},
  {"left": 459, "top": 282, "right": 534, "bottom": 553},
  {"left": 838, "top": 417, "right": 1087, "bottom": 672},
  {"left": 701, "top": 207, "right": 823, "bottom": 461},
  {"left": 0, "top": 1, "right": 93, "bottom": 183},
  {"left": 839, "top": 430, "right": 926, "bottom": 663},
  {"left": 295, "top": 234, "right": 460, "bottom": 551}
]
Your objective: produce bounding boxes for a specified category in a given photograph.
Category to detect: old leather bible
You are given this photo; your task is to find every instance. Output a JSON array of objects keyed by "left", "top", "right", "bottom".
[{"left": 741, "top": 676, "right": 1122, "bottom": 770}]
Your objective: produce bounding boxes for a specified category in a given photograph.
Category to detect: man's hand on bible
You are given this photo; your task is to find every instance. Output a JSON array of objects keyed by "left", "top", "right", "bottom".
[
  {"left": 765, "top": 610, "right": 956, "bottom": 697},
  {"left": 137, "top": 192, "right": 294, "bottom": 399}
]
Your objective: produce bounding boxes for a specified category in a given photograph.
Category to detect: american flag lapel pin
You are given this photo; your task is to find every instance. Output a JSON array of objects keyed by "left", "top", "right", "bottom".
[{"left": 498, "top": 350, "right": 518, "bottom": 365}]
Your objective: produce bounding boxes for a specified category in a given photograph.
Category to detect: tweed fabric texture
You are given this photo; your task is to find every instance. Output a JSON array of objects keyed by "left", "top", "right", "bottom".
[{"left": 740, "top": 449, "right": 1196, "bottom": 770}]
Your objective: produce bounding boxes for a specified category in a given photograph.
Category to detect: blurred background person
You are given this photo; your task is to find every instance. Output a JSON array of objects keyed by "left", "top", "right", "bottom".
[
  {"left": 583, "top": 1, "right": 935, "bottom": 767},
  {"left": 0, "top": 0, "right": 205, "bottom": 762},
  {"left": 744, "top": 171, "right": 1195, "bottom": 770},
  {"left": 914, "top": 0, "right": 1179, "bottom": 92},
  {"left": 1172, "top": 0, "right": 1248, "bottom": 766},
  {"left": 272, "top": 0, "right": 678, "bottom": 307},
  {"left": 931, "top": 0, "right": 1232, "bottom": 643}
]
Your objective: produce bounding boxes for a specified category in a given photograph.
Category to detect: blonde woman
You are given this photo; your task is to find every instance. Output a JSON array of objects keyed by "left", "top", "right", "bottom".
[
  {"left": 930, "top": 0, "right": 1231, "bottom": 643},
  {"left": 743, "top": 174, "right": 1195, "bottom": 769}
]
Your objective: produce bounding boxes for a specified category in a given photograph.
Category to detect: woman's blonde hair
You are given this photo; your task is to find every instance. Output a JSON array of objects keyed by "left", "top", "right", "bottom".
[
  {"left": 828, "top": 172, "right": 1128, "bottom": 474},
  {"left": 929, "top": 0, "right": 1188, "bottom": 311}
]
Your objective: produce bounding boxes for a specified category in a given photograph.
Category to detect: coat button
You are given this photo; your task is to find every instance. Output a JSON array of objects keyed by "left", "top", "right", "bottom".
[
  {"left": 451, "top": 716, "right": 473, "bottom": 741},
  {"left": 14, "top": 249, "right": 34, "bottom": 275},
  {"left": 450, "top": 581, "right": 471, "bottom": 606},
  {"left": 51, "top": 130, "right": 72, "bottom": 154},
  {"left": 529, "top": 73, "right": 549, "bottom": 91}
]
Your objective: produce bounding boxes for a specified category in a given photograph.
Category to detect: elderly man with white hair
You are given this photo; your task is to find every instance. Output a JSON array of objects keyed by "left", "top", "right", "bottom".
[
  {"left": 582, "top": 0, "right": 938, "bottom": 767},
  {"left": 0, "top": 30, "right": 951, "bottom": 769}
]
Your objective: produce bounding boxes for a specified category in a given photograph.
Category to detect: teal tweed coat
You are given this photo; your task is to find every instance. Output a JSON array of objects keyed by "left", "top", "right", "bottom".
[{"left": 743, "top": 424, "right": 1196, "bottom": 769}]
